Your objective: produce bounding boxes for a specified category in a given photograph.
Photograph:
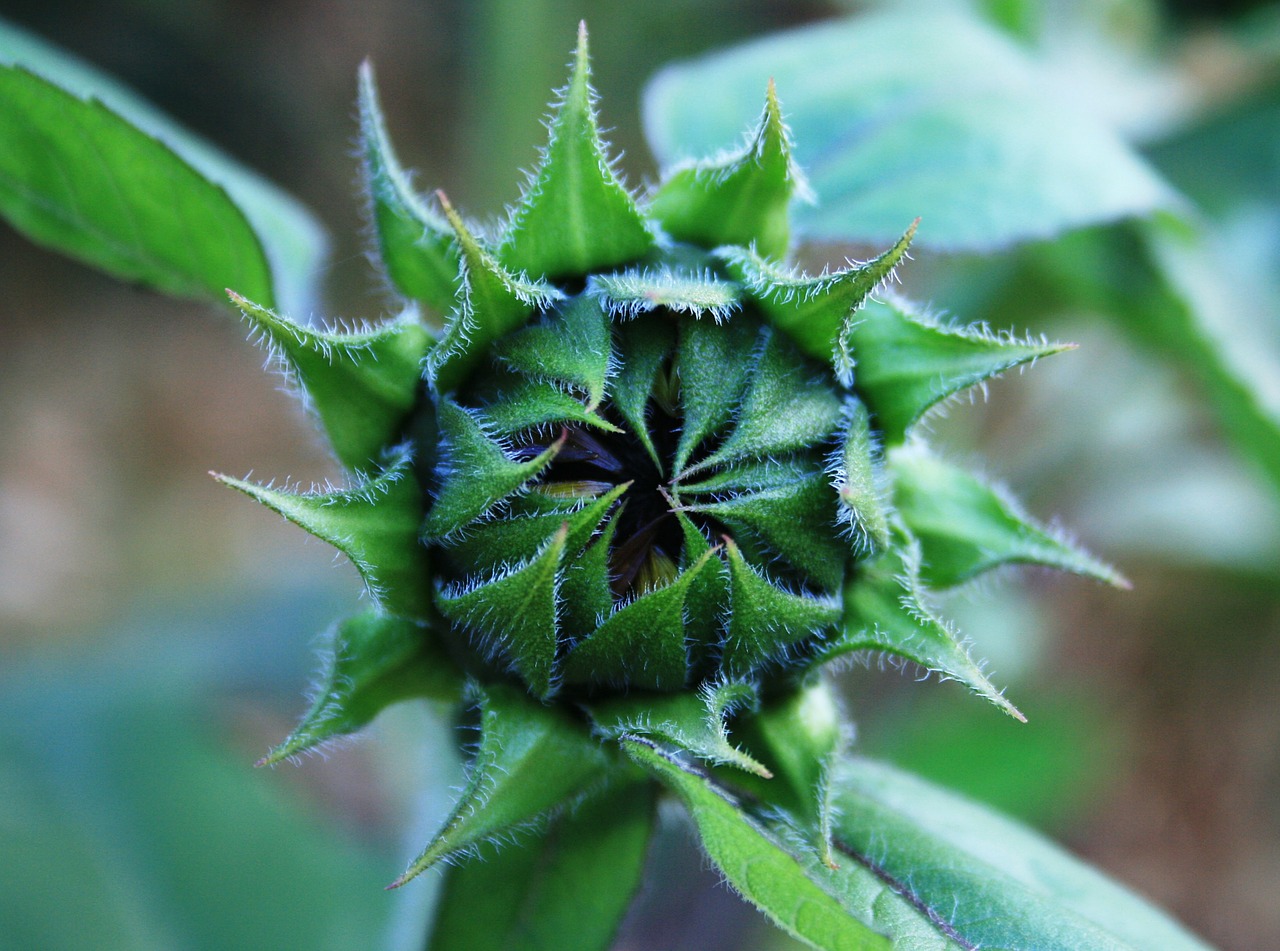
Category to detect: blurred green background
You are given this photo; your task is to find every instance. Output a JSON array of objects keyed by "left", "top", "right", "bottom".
[{"left": 1, "top": 1, "right": 1277, "bottom": 948}]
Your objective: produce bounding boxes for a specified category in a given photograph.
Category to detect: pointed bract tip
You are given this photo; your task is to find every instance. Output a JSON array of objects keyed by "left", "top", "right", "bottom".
[
  {"left": 384, "top": 874, "right": 409, "bottom": 891},
  {"left": 226, "top": 289, "right": 246, "bottom": 306}
]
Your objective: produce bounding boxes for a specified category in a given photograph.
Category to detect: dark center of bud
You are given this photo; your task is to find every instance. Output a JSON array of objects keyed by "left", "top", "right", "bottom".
[{"left": 510, "top": 360, "right": 703, "bottom": 598}]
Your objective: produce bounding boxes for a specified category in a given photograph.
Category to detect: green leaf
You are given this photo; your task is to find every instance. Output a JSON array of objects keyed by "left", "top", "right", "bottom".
[
  {"left": 392, "top": 683, "right": 610, "bottom": 886},
  {"left": 833, "top": 399, "right": 892, "bottom": 556},
  {"left": 476, "top": 376, "right": 621, "bottom": 435},
  {"left": 674, "top": 312, "right": 759, "bottom": 474},
  {"left": 445, "top": 481, "right": 628, "bottom": 578},
  {"left": 624, "top": 737, "right": 902, "bottom": 951},
  {"left": 610, "top": 316, "right": 676, "bottom": 471},
  {"left": 358, "top": 61, "right": 458, "bottom": 318},
  {"left": 558, "top": 508, "right": 621, "bottom": 640},
  {"left": 830, "top": 756, "right": 1214, "bottom": 950},
  {"left": 689, "top": 328, "right": 844, "bottom": 475},
  {"left": 1139, "top": 218, "right": 1280, "bottom": 498},
  {"left": 0, "top": 63, "right": 273, "bottom": 305},
  {"left": 0, "top": 19, "right": 326, "bottom": 312},
  {"left": 732, "top": 680, "right": 842, "bottom": 829},
  {"left": 721, "top": 222, "right": 915, "bottom": 380},
  {"left": 820, "top": 532, "right": 1024, "bottom": 720},
  {"left": 590, "top": 267, "right": 742, "bottom": 321},
  {"left": 721, "top": 541, "right": 841, "bottom": 679},
  {"left": 851, "top": 296, "right": 1069, "bottom": 445},
  {"left": 427, "top": 198, "right": 562, "bottom": 394},
  {"left": 214, "top": 450, "right": 429, "bottom": 617},
  {"left": 562, "top": 548, "right": 716, "bottom": 690},
  {"left": 591, "top": 681, "right": 772, "bottom": 777},
  {"left": 495, "top": 293, "right": 612, "bottom": 408},
  {"left": 427, "top": 782, "right": 654, "bottom": 951},
  {"left": 643, "top": 10, "right": 1174, "bottom": 252},
  {"left": 435, "top": 525, "right": 566, "bottom": 699},
  {"left": 1, "top": 690, "right": 389, "bottom": 951},
  {"left": 686, "top": 468, "right": 846, "bottom": 591},
  {"left": 889, "top": 445, "right": 1125, "bottom": 589},
  {"left": 230, "top": 293, "right": 431, "bottom": 472},
  {"left": 676, "top": 511, "right": 730, "bottom": 650},
  {"left": 497, "top": 23, "right": 654, "bottom": 279},
  {"left": 422, "top": 399, "right": 561, "bottom": 540},
  {"left": 649, "top": 80, "right": 804, "bottom": 260},
  {"left": 258, "top": 611, "right": 460, "bottom": 766}
]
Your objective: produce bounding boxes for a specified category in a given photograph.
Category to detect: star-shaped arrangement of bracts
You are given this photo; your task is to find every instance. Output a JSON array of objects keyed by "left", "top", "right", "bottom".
[{"left": 214, "top": 22, "right": 1123, "bottom": 940}]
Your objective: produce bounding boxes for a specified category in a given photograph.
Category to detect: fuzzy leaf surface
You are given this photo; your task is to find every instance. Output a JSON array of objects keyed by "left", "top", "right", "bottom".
[
  {"left": 731, "top": 680, "right": 842, "bottom": 828},
  {"left": 674, "top": 314, "right": 759, "bottom": 474},
  {"left": 648, "top": 80, "right": 800, "bottom": 260},
  {"left": 687, "top": 468, "right": 845, "bottom": 591},
  {"left": 722, "top": 542, "right": 841, "bottom": 678},
  {"left": 358, "top": 62, "right": 457, "bottom": 317},
  {"left": 495, "top": 294, "right": 611, "bottom": 408},
  {"left": 590, "top": 268, "right": 741, "bottom": 321},
  {"left": 889, "top": 446, "right": 1124, "bottom": 589},
  {"left": 610, "top": 317, "right": 675, "bottom": 470},
  {"left": 231, "top": 293, "right": 431, "bottom": 471},
  {"left": 428, "top": 203, "right": 562, "bottom": 393},
  {"left": 259, "top": 611, "right": 459, "bottom": 765},
  {"left": 691, "top": 329, "right": 844, "bottom": 474},
  {"left": 625, "top": 737, "right": 944, "bottom": 951},
  {"left": 720, "top": 222, "right": 914, "bottom": 378},
  {"left": 422, "top": 400, "right": 560, "bottom": 540},
  {"left": 497, "top": 25, "right": 653, "bottom": 278},
  {"left": 394, "top": 683, "right": 609, "bottom": 885},
  {"left": 435, "top": 527, "right": 566, "bottom": 699},
  {"left": 851, "top": 297, "right": 1068, "bottom": 445},
  {"left": 829, "top": 756, "right": 1214, "bottom": 951},
  {"left": 834, "top": 399, "right": 892, "bottom": 555},
  {"left": 591, "top": 682, "right": 771, "bottom": 777},
  {"left": 0, "top": 19, "right": 325, "bottom": 311},
  {"left": 562, "top": 550, "right": 715, "bottom": 690},
  {"left": 820, "top": 534, "right": 1022, "bottom": 720},
  {"left": 215, "top": 452, "right": 428, "bottom": 617},
  {"left": 643, "top": 11, "right": 1174, "bottom": 251},
  {"left": 427, "top": 782, "right": 654, "bottom": 951}
]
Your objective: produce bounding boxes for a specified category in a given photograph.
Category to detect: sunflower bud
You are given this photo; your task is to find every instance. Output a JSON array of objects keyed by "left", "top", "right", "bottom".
[{"left": 221, "top": 24, "right": 1121, "bottom": 891}]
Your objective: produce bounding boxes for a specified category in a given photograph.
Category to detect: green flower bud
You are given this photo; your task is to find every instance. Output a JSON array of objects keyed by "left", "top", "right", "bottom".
[{"left": 222, "top": 23, "right": 1121, "bottom": 890}]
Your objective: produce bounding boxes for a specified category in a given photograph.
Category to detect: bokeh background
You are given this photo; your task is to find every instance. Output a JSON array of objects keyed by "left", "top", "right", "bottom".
[{"left": 1, "top": 1, "right": 1277, "bottom": 948}]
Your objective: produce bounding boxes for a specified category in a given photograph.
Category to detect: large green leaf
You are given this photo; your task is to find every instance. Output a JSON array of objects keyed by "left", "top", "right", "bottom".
[
  {"left": 624, "top": 737, "right": 935, "bottom": 950},
  {"left": 0, "top": 18, "right": 325, "bottom": 311},
  {"left": 427, "top": 782, "right": 654, "bottom": 951},
  {"left": 0, "top": 689, "right": 389, "bottom": 951},
  {"left": 830, "top": 756, "right": 1214, "bottom": 950},
  {"left": 643, "top": 11, "right": 1174, "bottom": 251}
]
